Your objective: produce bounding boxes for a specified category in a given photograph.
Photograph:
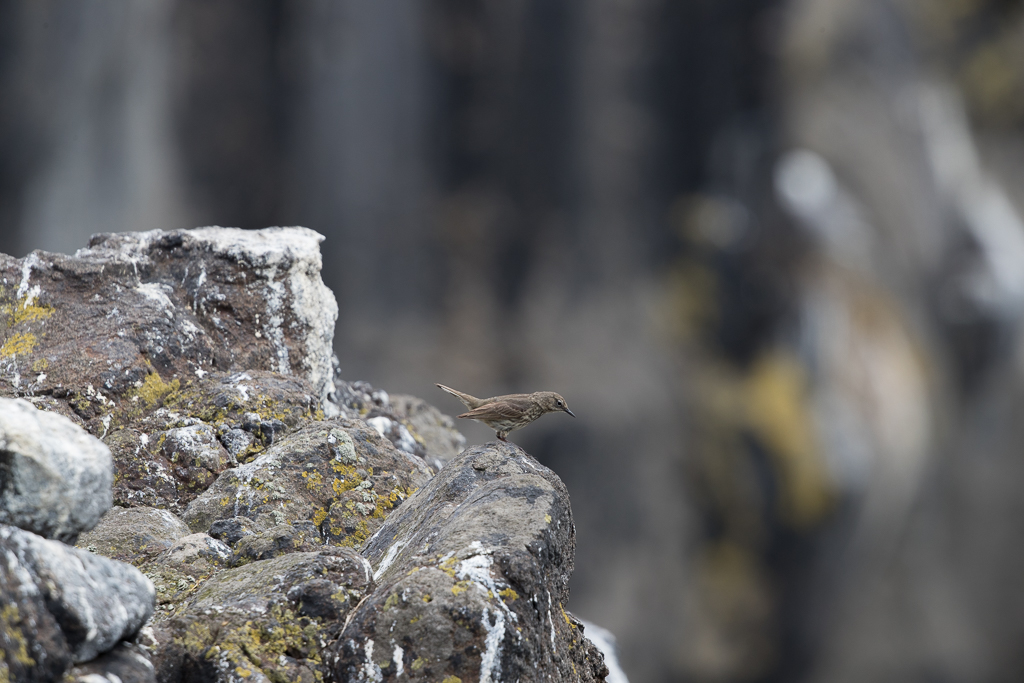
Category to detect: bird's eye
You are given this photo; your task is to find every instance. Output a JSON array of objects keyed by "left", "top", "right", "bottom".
[{"left": 556, "top": 400, "right": 563, "bottom": 406}]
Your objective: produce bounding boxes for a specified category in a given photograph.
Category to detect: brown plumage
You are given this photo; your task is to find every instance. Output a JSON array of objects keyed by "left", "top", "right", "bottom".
[{"left": 435, "top": 384, "right": 575, "bottom": 441}]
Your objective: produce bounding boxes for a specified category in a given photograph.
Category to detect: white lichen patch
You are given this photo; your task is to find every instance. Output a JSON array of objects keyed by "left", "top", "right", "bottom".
[
  {"left": 373, "top": 539, "right": 406, "bottom": 582},
  {"left": 365, "top": 417, "right": 419, "bottom": 455},
  {"left": 135, "top": 282, "right": 175, "bottom": 310},
  {"left": 361, "top": 638, "right": 383, "bottom": 683},
  {"left": 479, "top": 607, "right": 506, "bottom": 683},
  {"left": 392, "top": 644, "right": 404, "bottom": 677},
  {"left": 188, "top": 227, "right": 338, "bottom": 403},
  {"left": 16, "top": 252, "right": 41, "bottom": 305}
]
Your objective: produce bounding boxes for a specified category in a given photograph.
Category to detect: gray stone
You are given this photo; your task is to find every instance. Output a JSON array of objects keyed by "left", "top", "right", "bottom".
[
  {"left": 159, "top": 533, "right": 233, "bottom": 571},
  {"left": 218, "top": 428, "right": 255, "bottom": 459},
  {"left": 0, "top": 397, "right": 113, "bottom": 543},
  {"left": 182, "top": 419, "right": 433, "bottom": 548},
  {"left": 326, "top": 441, "right": 608, "bottom": 682},
  {"left": 231, "top": 522, "right": 322, "bottom": 564},
  {"left": 1, "top": 524, "right": 155, "bottom": 663},
  {"left": 150, "top": 548, "right": 374, "bottom": 682},
  {"left": 389, "top": 393, "right": 467, "bottom": 464},
  {"left": 329, "top": 377, "right": 467, "bottom": 469},
  {"left": 75, "top": 505, "right": 191, "bottom": 564},
  {"left": 67, "top": 641, "right": 156, "bottom": 683},
  {"left": 161, "top": 423, "right": 235, "bottom": 474},
  {"left": 207, "top": 515, "right": 257, "bottom": 546}
]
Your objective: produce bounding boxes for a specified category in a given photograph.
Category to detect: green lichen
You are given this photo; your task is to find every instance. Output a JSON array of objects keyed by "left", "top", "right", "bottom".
[
  {"left": 0, "top": 604, "right": 36, "bottom": 668},
  {"left": 176, "top": 603, "right": 325, "bottom": 681}
]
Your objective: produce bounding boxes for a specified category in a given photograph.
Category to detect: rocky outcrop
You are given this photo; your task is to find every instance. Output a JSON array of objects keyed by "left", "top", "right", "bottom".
[
  {"left": 0, "top": 397, "right": 154, "bottom": 682},
  {"left": 0, "top": 228, "right": 613, "bottom": 682},
  {"left": 328, "top": 441, "right": 608, "bottom": 682},
  {"left": 181, "top": 418, "right": 433, "bottom": 548}
]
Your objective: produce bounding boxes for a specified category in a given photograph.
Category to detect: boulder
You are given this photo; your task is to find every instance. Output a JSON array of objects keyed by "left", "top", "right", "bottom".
[
  {"left": 182, "top": 419, "right": 433, "bottom": 547},
  {"left": 0, "top": 525, "right": 154, "bottom": 665},
  {"left": 326, "top": 441, "right": 608, "bottom": 683},
  {"left": 0, "top": 397, "right": 112, "bottom": 543},
  {"left": 75, "top": 505, "right": 191, "bottom": 564},
  {"left": 388, "top": 393, "right": 467, "bottom": 465},
  {"left": 0, "top": 227, "right": 338, "bottom": 406},
  {"left": 0, "top": 228, "right": 610, "bottom": 682},
  {"left": 150, "top": 547, "right": 373, "bottom": 682}
]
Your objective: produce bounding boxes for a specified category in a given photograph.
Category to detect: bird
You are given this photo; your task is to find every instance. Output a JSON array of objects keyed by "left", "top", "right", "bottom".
[{"left": 435, "top": 383, "right": 575, "bottom": 441}]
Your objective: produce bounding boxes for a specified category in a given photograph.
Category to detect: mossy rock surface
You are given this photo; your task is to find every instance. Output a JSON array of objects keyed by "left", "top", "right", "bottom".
[
  {"left": 182, "top": 418, "right": 433, "bottom": 548},
  {"left": 328, "top": 441, "right": 608, "bottom": 683},
  {"left": 150, "top": 548, "right": 373, "bottom": 683}
]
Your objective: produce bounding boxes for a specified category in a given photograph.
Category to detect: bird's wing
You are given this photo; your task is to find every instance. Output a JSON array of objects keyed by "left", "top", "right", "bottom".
[{"left": 457, "top": 400, "right": 522, "bottom": 421}]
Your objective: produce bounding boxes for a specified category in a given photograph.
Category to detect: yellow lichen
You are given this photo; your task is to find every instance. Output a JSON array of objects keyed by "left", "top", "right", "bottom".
[
  {"left": 411, "top": 657, "right": 427, "bottom": 671},
  {"left": 0, "top": 332, "right": 36, "bottom": 357},
  {"left": 499, "top": 588, "right": 519, "bottom": 602},
  {"left": 450, "top": 581, "right": 473, "bottom": 596},
  {"left": 134, "top": 371, "right": 181, "bottom": 410},
  {"left": 0, "top": 604, "right": 35, "bottom": 667},
  {"left": 439, "top": 556, "right": 458, "bottom": 578},
  {"left": 442, "top": 676, "right": 462, "bottom": 683}
]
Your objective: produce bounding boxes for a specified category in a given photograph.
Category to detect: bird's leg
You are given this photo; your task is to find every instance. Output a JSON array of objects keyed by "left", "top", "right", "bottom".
[{"left": 497, "top": 432, "right": 507, "bottom": 442}]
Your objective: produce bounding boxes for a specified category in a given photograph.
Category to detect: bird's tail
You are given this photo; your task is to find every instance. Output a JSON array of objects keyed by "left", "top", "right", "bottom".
[{"left": 435, "top": 383, "right": 485, "bottom": 410}]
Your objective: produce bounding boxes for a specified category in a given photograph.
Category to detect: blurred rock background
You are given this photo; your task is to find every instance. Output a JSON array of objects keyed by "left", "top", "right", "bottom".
[{"left": 2, "top": 0, "right": 1024, "bottom": 681}]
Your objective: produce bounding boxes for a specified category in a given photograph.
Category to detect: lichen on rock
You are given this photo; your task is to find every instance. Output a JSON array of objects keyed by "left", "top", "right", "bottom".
[{"left": 0, "top": 227, "right": 613, "bottom": 683}]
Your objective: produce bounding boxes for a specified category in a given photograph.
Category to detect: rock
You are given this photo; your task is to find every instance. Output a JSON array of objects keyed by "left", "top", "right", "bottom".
[
  {"left": 0, "top": 229, "right": 601, "bottom": 682},
  {"left": 182, "top": 419, "right": 433, "bottom": 548},
  {"left": 218, "top": 427, "right": 256, "bottom": 459},
  {"left": 388, "top": 393, "right": 467, "bottom": 465},
  {"left": 150, "top": 548, "right": 373, "bottom": 682},
  {"left": 329, "top": 377, "right": 466, "bottom": 469},
  {"left": 109, "top": 371, "right": 322, "bottom": 511},
  {"left": 207, "top": 515, "right": 257, "bottom": 546},
  {"left": 0, "top": 524, "right": 155, "bottom": 664},
  {"left": 231, "top": 522, "right": 322, "bottom": 564},
  {"left": 158, "top": 533, "right": 233, "bottom": 570},
  {"left": 0, "top": 397, "right": 112, "bottom": 543},
  {"left": 326, "top": 441, "right": 608, "bottom": 683},
  {"left": 75, "top": 506, "right": 191, "bottom": 564},
  {"left": 0, "top": 226, "right": 338, "bottom": 406},
  {"left": 579, "top": 619, "right": 629, "bottom": 683},
  {"left": 66, "top": 641, "right": 156, "bottom": 683}
]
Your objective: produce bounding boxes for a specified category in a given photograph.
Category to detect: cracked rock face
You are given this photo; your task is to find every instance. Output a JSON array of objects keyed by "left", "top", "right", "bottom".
[
  {"left": 0, "top": 226, "right": 338, "bottom": 406},
  {"left": 327, "top": 441, "right": 608, "bottom": 683},
  {"left": 0, "top": 397, "right": 113, "bottom": 543}
]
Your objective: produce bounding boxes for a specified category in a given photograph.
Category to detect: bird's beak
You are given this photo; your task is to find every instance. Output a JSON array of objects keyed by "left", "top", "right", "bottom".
[{"left": 564, "top": 408, "right": 576, "bottom": 418}]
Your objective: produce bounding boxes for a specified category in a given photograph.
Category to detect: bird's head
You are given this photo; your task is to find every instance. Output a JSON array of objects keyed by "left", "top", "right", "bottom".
[{"left": 536, "top": 391, "right": 575, "bottom": 417}]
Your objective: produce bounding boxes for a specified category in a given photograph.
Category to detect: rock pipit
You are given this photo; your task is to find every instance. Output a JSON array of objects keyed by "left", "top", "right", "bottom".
[{"left": 436, "top": 384, "right": 575, "bottom": 441}]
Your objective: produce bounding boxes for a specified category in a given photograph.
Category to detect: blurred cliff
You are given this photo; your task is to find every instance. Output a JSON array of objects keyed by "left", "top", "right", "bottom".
[{"left": 3, "top": 0, "right": 1024, "bottom": 681}]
